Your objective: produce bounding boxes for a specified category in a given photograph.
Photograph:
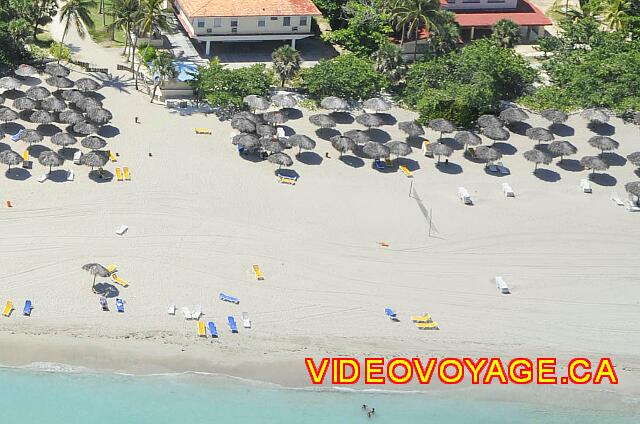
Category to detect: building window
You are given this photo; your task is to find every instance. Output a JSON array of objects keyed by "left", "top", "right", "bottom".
[
  {"left": 213, "top": 18, "right": 222, "bottom": 27},
  {"left": 258, "top": 17, "right": 266, "bottom": 27},
  {"left": 232, "top": 27, "right": 238, "bottom": 33},
  {"left": 487, "top": 0, "right": 505, "bottom": 2},
  {"left": 270, "top": 17, "right": 278, "bottom": 20},
  {"left": 447, "top": 0, "right": 455, "bottom": 3},
  {"left": 283, "top": 17, "right": 291, "bottom": 26},
  {"left": 197, "top": 20, "right": 205, "bottom": 28},
  {"left": 462, "top": 0, "right": 480, "bottom": 2},
  {"left": 230, "top": 18, "right": 238, "bottom": 27},
  {"left": 299, "top": 16, "right": 308, "bottom": 26}
]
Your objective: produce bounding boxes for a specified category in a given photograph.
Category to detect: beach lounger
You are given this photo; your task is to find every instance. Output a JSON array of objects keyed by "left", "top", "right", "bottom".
[
  {"left": 11, "top": 129, "right": 24, "bottom": 141},
  {"left": 182, "top": 307, "right": 192, "bottom": 320},
  {"left": 106, "top": 263, "right": 117, "bottom": 274},
  {"left": 228, "top": 316, "right": 238, "bottom": 333},
  {"left": 167, "top": 302, "right": 176, "bottom": 315},
  {"left": 23, "top": 300, "right": 32, "bottom": 316},
  {"left": 276, "top": 127, "right": 286, "bottom": 138},
  {"left": 277, "top": 175, "right": 296, "bottom": 185},
  {"left": 115, "top": 298, "right": 125, "bottom": 313},
  {"left": 111, "top": 273, "right": 129, "bottom": 288},
  {"left": 252, "top": 264, "right": 264, "bottom": 280},
  {"left": 192, "top": 306, "right": 202, "bottom": 320},
  {"left": 488, "top": 164, "right": 498, "bottom": 173},
  {"left": 495, "top": 276, "right": 511, "bottom": 294},
  {"left": 384, "top": 308, "right": 399, "bottom": 321},
  {"left": 611, "top": 192, "right": 624, "bottom": 206},
  {"left": 108, "top": 151, "right": 117, "bottom": 162},
  {"left": 22, "top": 150, "right": 29, "bottom": 161},
  {"left": 374, "top": 158, "right": 385, "bottom": 170},
  {"left": 195, "top": 128, "right": 212, "bottom": 135},
  {"left": 37, "top": 174, "right": 47, "bottom": 183},
  {"left": 416, "top": 322, "right": 439, "bottom": 330},
  {"left": 73, "top": 150, "right": 82, "bottom": 164},
  {"left": 3, "top": 301, "right": 13, "bottom": 317},
  {"left": 208, "top": 322, "right": 218, "bottom": 338},
  {"left": 116, "top": 225, "right": 128, "bottom": 235},
  {"left": 123, "top": 167, "right": 131, "bottom": 181},
  {"left": 502, "top": 183, "right": 515, "bottom": 197},
  {"left": 66, "top": 169, "right": 74, "bottom": 181},
  {"left": 198, "top": 321, "right": 206, "bottom": 337},
  {"left": 496, "top": 162, "right": 510, "bottom": 175},
  {"left": 100, "top": 296, "right": 108, "bottom": 311},
  {"left": 115, "top": 167, "right": 123, "bottom": 181},
  {"left": 237, "top": 144, "right": 245, "bottom": 154},
  {"left": 457, "top": 187, "right": 472, "bottom": 205},
  {"left": 580, "top": 179, "right": 592, "bottom": 193},
  {"left": 399, "top": 165, "right": 413, "bottom": 178},
  {"left": 410, "top": 314, "right": 432, "bottom": 323},
  {"left": 219, "top": 293, "right": 239, "bottom": 304},
  {"left": 242, "top": 312, "right": 251, "bottom": 328},
  {"left": 627, "top": 201, "right": 640, "bottom": 212},
  {"left": 422, "top": 140, "right": 432, "bottom": 157}
]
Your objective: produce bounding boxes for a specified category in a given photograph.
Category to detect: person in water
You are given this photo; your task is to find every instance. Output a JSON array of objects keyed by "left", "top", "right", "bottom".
[{"left": 362, "top": 404, "right": 367, "bottom": 410}]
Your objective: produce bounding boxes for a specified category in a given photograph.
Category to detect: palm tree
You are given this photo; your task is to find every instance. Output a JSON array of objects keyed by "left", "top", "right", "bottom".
[
  {"left": 149, "top": 52, "right": 177, "bottom": 103},
  {"left": 271, "top": 45, "right": 302, "bottom": 87},
  {"left": 491, "top": 19, "right": 521, "bottom": 48},
  {"left": 109, "top": 0, "right": 139, "bottom": 58},
  {"left": 602, "top": 0, "right": 630, "bottom": 32},
  {"left": 392, "top": 0, "right": 440, "bottom": 61},
  {"left": 371, "top": 42, "right": 406, "bottom": 84},
  {"left": 135, "top": 0, "right": 169, "bottom": 90},
  {"left": 58, "top": 0, "right": 96, "bottom": 63}
]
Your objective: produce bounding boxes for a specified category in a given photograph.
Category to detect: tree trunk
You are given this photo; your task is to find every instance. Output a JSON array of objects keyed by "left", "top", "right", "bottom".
[
  {"left": 414, "top": 27, "right": 419, "bottom": 62},
  {"left": 58, "top": 27, "right": 68, "bottom": 64},
  {"left": 151, "top": 83, "right": 159, "bottom": 103},
  {"left": 400, "top": 23, "right": 405, "bottom": 47}
]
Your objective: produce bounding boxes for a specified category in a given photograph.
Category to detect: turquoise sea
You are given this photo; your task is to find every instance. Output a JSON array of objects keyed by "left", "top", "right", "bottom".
[{"left": 0, "top": 366, "right": 637, "bottom": 423}]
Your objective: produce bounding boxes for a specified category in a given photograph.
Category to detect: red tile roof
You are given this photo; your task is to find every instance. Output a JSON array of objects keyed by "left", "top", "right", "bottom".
[
  {"left": 176, "top": 0, "right": 322, "bottom": 18},
  {"left": 450, "top": 0, "right": 552, "bottom": 27}
]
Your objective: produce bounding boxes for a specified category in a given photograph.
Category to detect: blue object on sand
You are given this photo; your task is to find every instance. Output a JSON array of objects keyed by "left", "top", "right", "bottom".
[
  {"left": 219, "top": 292, "right": 239, "bottom": 304},
  {"left": 208, "top": 322, "right": 218, "bottom": 338},
  {"left": 23, "top": 300, "right": 32, "bottom": 316},
  {"left": 11, "top": 129, "right": 23, "bottom": 141},
  {"left": 374, "top": 158, "right": 385, "bottom": 170},
  {"left": 384, "top": 308, "right": 396, "bottom": 318},
  {"left": 227, "top": 316, "right": 238, "bottom": 333},
  {"left": 115, "top": 298, "right": 124, "bottom": 313},
  {"left": 237, "top": 144, "right": 245, "bottom": 154}
]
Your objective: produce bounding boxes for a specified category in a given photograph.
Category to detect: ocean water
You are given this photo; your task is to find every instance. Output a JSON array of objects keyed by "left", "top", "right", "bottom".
[{"left": 0, "top": 365, "right": 636, "bottom": 424}]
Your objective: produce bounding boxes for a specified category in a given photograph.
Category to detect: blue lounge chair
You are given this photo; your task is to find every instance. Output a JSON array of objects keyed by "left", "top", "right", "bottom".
[
  {"left": 208, "top": 321, "right": 218, "bottom": 338},
  {"left": 115, "top": 298, "right": 124, "bottom": 313},
  {"left": 23, "top": 300, "right": 32, "bottom": 316},
  {"left": 11, "top": 129, "right": 23, "bottom": 142},
  {"left": 219, "top": 292, "right": 240, "bottom": 304},
  {"left": 385, "top": 308, "right": 398, "bottom": 321},
  {"left": 374, "top": 158, "right": 385, "bottom": 170},
  {"left": 228, "top": 316, "right": 238, "bottom": 333},
  {"left": 237, "top": 144, "right": 245, "bottom": 154},
  {"left": 99, "top": 296, "right": 108, "bottom": 311}
]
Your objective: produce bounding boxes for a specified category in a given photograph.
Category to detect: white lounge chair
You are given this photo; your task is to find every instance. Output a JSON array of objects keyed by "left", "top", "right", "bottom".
[
  {"left": 457, "top": 187, "right": 472, "bottom": 205},
  {"left": 191, "top": 306, "right": 202, "bottom": 320},
  {"left": 67, "top": 170, "right": 74, "bottom": 181},
  {"left": 276, "top": 127, "right": 286, "bottom": 139},
  {"left": 580, "top": 179, "right": 592, "bottom": 193},
  {"left": 610, "top": 192, "right": 624, "bottom": 206},
  {"left": 73, "top": 150, "right": 82, "bottom": 164},
  {"left": 182, "top": 307, "right": 192, "bottom": 320},
  {"left": 627, "top": 201, "right": 640, "bottom": 212},
  {"left": 37, "top": 174, "right": 47, "bottom": 183},
  {"left": 495, "top": 276, "right": 510, "bottom": 294},
  {"left": 115, "top": 225, "right": 128, "bottom": 235},
  {"left": 242, "top": 312, "right": 251, "bottom": 328},
  {"left": 167, "top": 303, "right": 176, "bottom": 315},
  {"left": 502, "top": 183, "right": 515, "bottom": 197}
]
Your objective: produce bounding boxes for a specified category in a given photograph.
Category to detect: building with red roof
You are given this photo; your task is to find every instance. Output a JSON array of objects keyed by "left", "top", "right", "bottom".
[{"left": 174, "top": 0, "right": 322, "bottom": 55}]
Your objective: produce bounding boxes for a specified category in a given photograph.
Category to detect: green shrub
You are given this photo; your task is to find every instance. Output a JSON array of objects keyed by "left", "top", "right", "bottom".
[{"left": 49, "top": 42, "right": 71, "bottom": 61}]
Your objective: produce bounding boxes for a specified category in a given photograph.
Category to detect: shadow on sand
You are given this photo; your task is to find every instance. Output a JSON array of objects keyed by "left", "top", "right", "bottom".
[
  {"left": 339, "top": 155, "right": 364, "bottom": 168},
  {"left": 533, "top": 168, "right": 561, "bottom": 182},
  {"left": 89, "top": 169, "right": 114, "bottom": 182},
  {"left": 557, "top": 159, "right": 583, "bottom": 172},
  {"left": 94, "top": 282, "right": 119, "bottom": 298},
  {"left": 436, "top": 161, "right": 462, "bottom": 174},
  {"left": 590, "top": 173, "right": 617, "bottom": 186},
  {"left": 98, "top": 125, "right": 120, "bottom": 138},
  {"left": 550, "top": 123, "right": 574, "bottom": 137},
  {"left": 296, "top": 151, "right": 323, "bottom": 165},
  {"left": 331, "top": 112, "right": 354, "bottom": 125},
  {"left": 493, "top": 142, "right": 517, "bottom": 155},
  {"left": 601, "top": 152, "right": 627, "bottom": 167},
  {"left": 5, "top": 168, "right": 30, "bottom": 180}
]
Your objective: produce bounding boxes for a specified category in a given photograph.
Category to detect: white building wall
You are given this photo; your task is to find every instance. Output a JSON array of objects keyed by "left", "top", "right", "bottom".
[
  {"left": 443, "top": 0, "right": 518, "bottom": 10},
  {"left": 190, "top": 15, "right": 312, "bottom": 36}
]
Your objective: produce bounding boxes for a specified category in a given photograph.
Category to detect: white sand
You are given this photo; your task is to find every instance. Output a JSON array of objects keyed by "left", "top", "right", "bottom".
[{"left": 0, "top": 17, "right": 638, "bottom": 404}]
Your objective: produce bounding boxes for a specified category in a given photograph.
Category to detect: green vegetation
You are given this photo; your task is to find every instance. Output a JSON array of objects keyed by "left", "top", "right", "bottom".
[
  {"left": 50, "top": 41, "right": 72, "bottom": 60},
  {"left": 87, "top": 0, "right": 127, "bottom": 44},
  {"left": 402, "top": 40, "right": 536, "bottom": 126},
  {"left": 520, "top": 18, "right": 640, "bottom": 113},
  {"left": 193, "top": 59, "right": 274, "bottom": 111},
  {"left": 300, "top": 54, "right": 388, "bottom": 100},
  {"left": 491, "top": 19, "right": 521, "bottom": 48},
  {"left": 150, "top": 51, "right": 177, "bottom": 102},
  {"left": 138, "top": 42, "right": 157, "bottom": 63},
  {"left": 271, "top": 45, "right": 302, "bottom": 87},
  {"left": 58, "top": 0, "right": 96, "bottom": 63}
]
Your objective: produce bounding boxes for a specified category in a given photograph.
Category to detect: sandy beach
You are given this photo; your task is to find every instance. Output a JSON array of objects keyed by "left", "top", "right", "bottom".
[{"left": 0, "top": 16, "right": 639, "bottom": 409}]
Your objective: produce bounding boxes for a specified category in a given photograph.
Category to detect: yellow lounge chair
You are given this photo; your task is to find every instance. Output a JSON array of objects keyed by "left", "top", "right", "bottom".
[
  {"left": 111, "top": 273, "right": 129, "bottom": 287},
  {"left": 123, "top": 167, "right": 131, "bottom": 181},
  {"left": 252, "top": 264, "right": 264, "bottom": 280},
  {"left": 400, "top": 165, "right": 413, "bottom": 178},
  {"left": 2, "top": 301, "right": 13, "bottom": 317},
  {"left": 195, "top": 128, "right": 212, "bottom": 135},
  {"left": 106, "top": 263, "right": 117, "bottom": 274},
  {"left": 411, "top": 314, "right": 432, "bottom": 323},
  {"left": 198, "top": 321, "right": 206, "bottom": 336},
  {"left": 109, "top": 151, "right": 117, "bottom": 162},
  {"left": 115, "top": 167, "right": 123, "bottom": 181},
  {"left": 22, "top": 151, "right": 29, "bottom": 161},
  {"left": 416, "top": 322, "right": 439, "bottom": 330},
  {"left": 278, "top": 176, "right": 296, "bottom": 185}
]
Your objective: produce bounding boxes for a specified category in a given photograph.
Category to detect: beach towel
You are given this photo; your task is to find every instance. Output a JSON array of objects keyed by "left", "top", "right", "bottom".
[
  {"left": 115, "top": 298, "right": 124, "bottom": 313},
  {"left": 252, "top": 264, "right": 264, "bottom": 280},
  {"left": 208, "top": 322, "right": 218, "bottom": 338},
  {"left": 228, "top": 316, "right": 238, "bottom": 333},
  {"left": 219, "top": 293, "right": 239, "bottom": 304},
  {"left": 198, "top": 321, "right": 206, "bottom": 337},
  {"left": 23, "top": 300, "right": 32, "bottom": 316},
  {"left": 3, "top": 301, "right": 13, "bottom": 317},
  {"left": 111, "top": 274, "right": 129, "bottom": 287}
]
